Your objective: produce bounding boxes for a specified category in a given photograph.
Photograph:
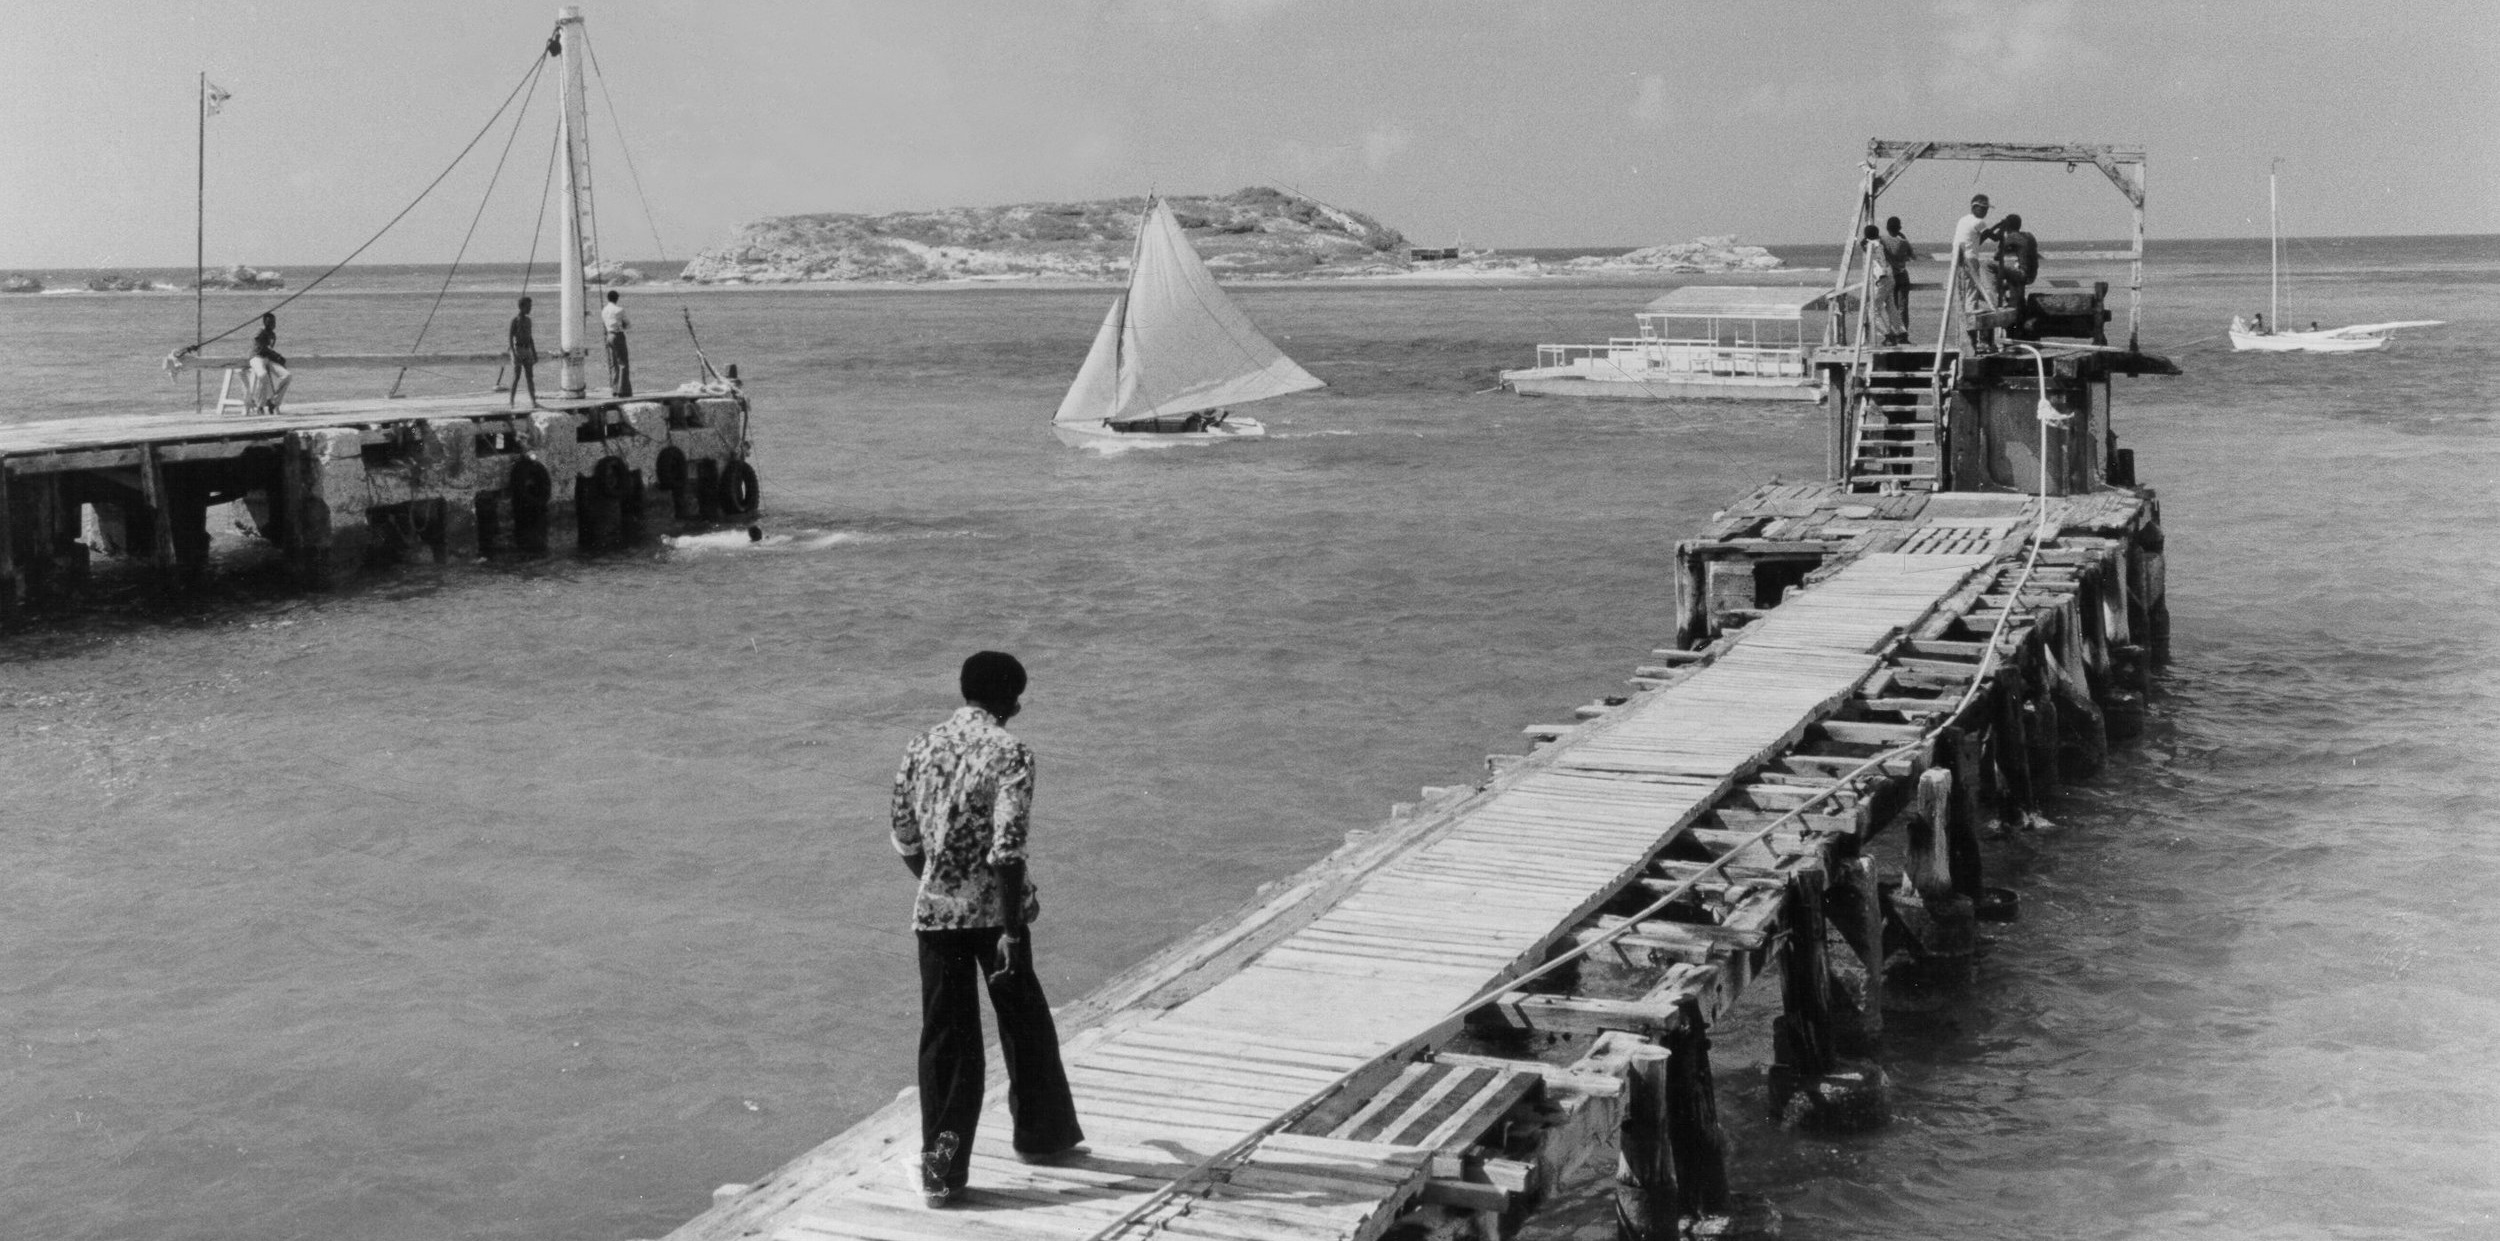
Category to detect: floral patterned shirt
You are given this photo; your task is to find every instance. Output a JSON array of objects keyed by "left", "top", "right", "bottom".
[{"left": 890, "top": 705, "right": 1041, "bottom": 931}]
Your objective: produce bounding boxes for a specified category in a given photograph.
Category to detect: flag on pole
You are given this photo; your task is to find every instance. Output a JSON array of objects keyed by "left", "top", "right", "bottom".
[{"left": 204, "top": 81, "right": 231, "bottom": 116}]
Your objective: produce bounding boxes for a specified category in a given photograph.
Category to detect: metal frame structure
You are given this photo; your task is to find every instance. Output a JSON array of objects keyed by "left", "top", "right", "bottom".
[{"left": 1829, "top": 140, "right": 2146, "bottom": 351}]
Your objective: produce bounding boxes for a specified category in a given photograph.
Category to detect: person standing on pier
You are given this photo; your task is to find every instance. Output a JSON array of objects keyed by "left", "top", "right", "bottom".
[
  {"left": 1993, "top": 213, "right": 2040, "bottom": 333},
  {"left": 1862, "top": 225, "right": 1904, "bottom": 344},
  {"left": 1880, "top": 216, "right": 1916, "bottom": 344},
  {"left": 246, "top": 311, "right": 291, "bottom": 415},
  {"left": 600, "top": 289, "right": 632, "bottom": 398},
  {"left": 506, "top": 297, "right": 541, "bottom": 408},
  {"left": 1951, "top": 194, "right": 2003, "bottom": 320},
  {"left": 890, "top": 651, "right": 1086, "bottom": 1208}
]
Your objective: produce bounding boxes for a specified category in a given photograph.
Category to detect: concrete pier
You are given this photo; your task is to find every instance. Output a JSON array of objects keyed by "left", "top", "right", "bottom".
[{"left": 0, "top": 388, "right": 753, "bottom": 609}]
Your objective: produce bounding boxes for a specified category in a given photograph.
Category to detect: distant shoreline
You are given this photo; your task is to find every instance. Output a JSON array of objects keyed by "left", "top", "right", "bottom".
[
  {"left": 2, "top": 268, "right": 1859, "bottom": 298},
  {"left": 5, "top": 232, "right": 2490, "bottom": 278}
]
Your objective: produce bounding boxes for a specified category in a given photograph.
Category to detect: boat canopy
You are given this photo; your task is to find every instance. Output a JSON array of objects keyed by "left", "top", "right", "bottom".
[
  {"left": 1639, "top": 286, "right": 1848, "bottom": 321},
  {"left": 1053, "top": 198, "right": 1324, "bottom": 428}
]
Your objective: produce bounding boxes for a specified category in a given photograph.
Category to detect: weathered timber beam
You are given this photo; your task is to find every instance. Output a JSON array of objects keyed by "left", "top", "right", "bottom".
[
  {"left": 1474, "top": 993, "right": 1682, "bottom": 1038},
  {"left": 1571, "top": 915, "right": 1765, "bottom": 963},
  {"left": 1868, "top": 139, "right": 2144, "bottom": 164},
  {"left": 1815, "top": 719, "right": 1927, "bottom": 746}
]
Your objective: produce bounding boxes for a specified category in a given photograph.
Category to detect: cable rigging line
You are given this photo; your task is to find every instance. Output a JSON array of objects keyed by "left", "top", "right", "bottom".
[
  {"left": 581, "top": 26, "right": 671, "bottom": 265},
  {"left": 175, "top": 39, "right": 556, "bottom": 358},
  {"left": 391, "top": 52, "right": 551, "bottom": 397}
]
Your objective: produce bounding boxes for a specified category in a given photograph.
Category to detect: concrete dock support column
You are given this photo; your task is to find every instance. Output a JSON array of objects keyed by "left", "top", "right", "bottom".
[{"left": 280, "top": 428, "right": 368, "bottom": 588}]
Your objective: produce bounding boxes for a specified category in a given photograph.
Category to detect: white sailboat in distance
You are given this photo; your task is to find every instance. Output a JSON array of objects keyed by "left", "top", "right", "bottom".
[
  {"left": 1052, "top": 197, "right": 1323, "bottom": 448},
  {"left": 2230, "top": 160, "right": 2442, "bottom": 353}
]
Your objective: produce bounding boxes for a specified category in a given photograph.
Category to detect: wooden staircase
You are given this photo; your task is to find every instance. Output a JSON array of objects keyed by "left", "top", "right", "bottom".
[{"left": 1845, "top": 348, "right": 1955, "bottom": 492}]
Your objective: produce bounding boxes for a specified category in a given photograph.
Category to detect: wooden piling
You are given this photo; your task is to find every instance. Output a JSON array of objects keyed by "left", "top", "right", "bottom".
[
  {"left": 1769, "top": 868, "right": 1835, "bottom": 1119},
  {"left": 1613, "top": 1040, "right": 1677, "bottom": 1241},
  {"left": 1664, "top": 1001, "right": 1733, "bottom": 1221},
  {"left": 1824, "top": 854, "right": 1884, "bottom": 1053}
]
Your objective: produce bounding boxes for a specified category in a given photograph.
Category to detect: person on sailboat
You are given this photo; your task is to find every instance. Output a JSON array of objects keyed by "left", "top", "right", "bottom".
[
  {"left": 890, "top": 651, "right": 1086, "bottom": 1207},
  {"left": 1879, "top": 217, "right": 1915, "bottom": 345},
  {"left": 246, "top": 311, "right": 291, "bottom": 415},
  {"left": 601, "top": 289, "right": 632, "bottom": 398},
  {"left": 507, "top": 296, "right": 541, "bottom": 408}
]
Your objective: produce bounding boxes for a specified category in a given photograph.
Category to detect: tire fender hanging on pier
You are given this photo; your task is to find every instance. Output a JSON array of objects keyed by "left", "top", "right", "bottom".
[
  {"left": 507, "top": 458, "right": 554, "bottom": 509},
  {"left": 720, "top": 459, "right": 760, "bottom": 515}
]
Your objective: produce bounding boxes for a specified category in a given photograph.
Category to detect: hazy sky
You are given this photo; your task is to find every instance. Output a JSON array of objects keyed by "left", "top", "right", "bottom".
[{"left": 4, "top": 0, "right": 2493, "bottom": 268}]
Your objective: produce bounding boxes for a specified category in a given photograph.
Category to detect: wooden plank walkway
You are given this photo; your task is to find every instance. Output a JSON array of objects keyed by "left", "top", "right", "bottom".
[{"left": 715, "top": 552, "right": 1994, "bottom": 1241}]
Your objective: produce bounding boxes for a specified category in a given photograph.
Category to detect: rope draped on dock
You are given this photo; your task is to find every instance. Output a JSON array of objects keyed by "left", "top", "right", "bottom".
[{"left": 1073, "top": 426, "right": 2072, "bottom": 1241}]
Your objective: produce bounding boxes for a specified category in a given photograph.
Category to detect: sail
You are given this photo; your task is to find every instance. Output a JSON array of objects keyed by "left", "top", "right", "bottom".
[
  {"left": 1054, "top": 198, "right": 1323, "bottom": 428},
  {"left": 1052, "top": 296, "right": 1126, "bottom": 426}
]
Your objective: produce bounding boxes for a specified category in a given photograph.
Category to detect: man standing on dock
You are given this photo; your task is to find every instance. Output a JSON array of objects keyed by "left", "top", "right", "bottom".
[
  {"left": 1880, "top": 217, "right": 1916, "bottom": 344},
  {"left": 890, "top": 651, "right": 1085, "bottom": 1207},
  {"left": 1951, "top": 194, "right": 2003, "bottom": 320},
  {"left": 601, "top": 289, "right": 632, "bottom": 398},
  {"left": 507, "top": 297, "right": 541, "bottom": 408}
]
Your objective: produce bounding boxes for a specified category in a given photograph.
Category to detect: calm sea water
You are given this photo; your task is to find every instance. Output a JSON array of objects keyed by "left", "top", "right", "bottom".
[{"left": 1, "top": 236, "right": 2494, "bottom": 1241}]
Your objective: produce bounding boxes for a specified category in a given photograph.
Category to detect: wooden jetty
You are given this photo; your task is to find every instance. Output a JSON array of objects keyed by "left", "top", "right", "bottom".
[
  {"left": 650, "top": 138, "right": 2178, "bottom": 1241},
  {"left": 658, "top": 481, "right": 2168, "bottom": 1241},
  {"left": 0, "top": 388, "right": 756, "bottom": 609}
]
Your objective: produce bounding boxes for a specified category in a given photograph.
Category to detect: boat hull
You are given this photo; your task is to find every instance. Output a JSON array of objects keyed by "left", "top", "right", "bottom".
[
  {"left": 2228, "top": 328, "right": 2387, "bottom": 353},
  {"left": 1052, "top": 417, "right": 1268, "bottom": 449}
]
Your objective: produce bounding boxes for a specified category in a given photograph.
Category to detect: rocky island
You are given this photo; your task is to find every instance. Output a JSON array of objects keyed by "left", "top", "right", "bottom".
[
  {"left": 682, "top": 187, "right": 1406, "bottom": 284},
  {"left": 680, "top": 188, "right": 1789, "bottom": 285}
]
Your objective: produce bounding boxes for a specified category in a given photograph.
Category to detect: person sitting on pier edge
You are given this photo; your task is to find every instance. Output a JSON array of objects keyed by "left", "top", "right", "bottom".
[
  {"left": 1992, "top": 213, "right": 2040, "bottom": 334},
  {"left": 507, "top": 296, "right": 540, "bottom": 408},
  {"left": 890, "top": 651, "right": 1086, "bottom": 1208},
  {"left": 600, "top": 288, "right": 631, "bottom": 398},
  {"left": 1880, "top": 216, "right": 1916, "bottom": 345},
  {"left": 1951, "top": 194, "right": 2004, "bottom": 324},
  {"left": 247, "top": 311, "right": 291, "bottom": 415}
]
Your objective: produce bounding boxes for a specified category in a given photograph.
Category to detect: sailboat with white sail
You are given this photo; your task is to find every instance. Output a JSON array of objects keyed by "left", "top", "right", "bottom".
[
  {"left": 1051, "top": 197, "right": 1323, "bottom": 448},
  {"left": 2230, "top": 160, "right": 2441, "bottom": 353}
]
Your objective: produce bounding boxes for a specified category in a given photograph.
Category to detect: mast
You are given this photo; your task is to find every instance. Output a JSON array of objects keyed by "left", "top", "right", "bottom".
[
  {"left": 2268, "top": 158, "right": 2281, "bottom": 328},
  {"left": 555, "top": 5, "right": 592, "bottom": 397},
  {"left": 195, "top": 72, "right": 206, "bottom": 415}
]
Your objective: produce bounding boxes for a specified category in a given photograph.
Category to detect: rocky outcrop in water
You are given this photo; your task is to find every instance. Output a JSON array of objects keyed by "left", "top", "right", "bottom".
[
  {"left": 682, "top": 188, "right": 1407, "bottom": 284},
  {"left": 1, "top": 274, "right": 41, "bottom": 294},
  {"left": 1562, "top": 236, "right": 1782, "bottom": 274},
  {"left": 194, "top": 264, "right": 286, "bottom": 290}
]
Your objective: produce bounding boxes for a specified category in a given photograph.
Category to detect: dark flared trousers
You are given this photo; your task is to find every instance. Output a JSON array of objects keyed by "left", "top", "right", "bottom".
[
  {"left": 916, "top": 926, "right": 1085, "bottom": 1190},
  {"left": 605, "top": 331, "right": 632, "bottom": 398}
]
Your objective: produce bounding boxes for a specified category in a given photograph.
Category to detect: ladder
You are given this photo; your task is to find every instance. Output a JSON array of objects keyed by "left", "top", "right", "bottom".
[{"left": 1844, "top": 348, "right": 1955, "bottom": 492}]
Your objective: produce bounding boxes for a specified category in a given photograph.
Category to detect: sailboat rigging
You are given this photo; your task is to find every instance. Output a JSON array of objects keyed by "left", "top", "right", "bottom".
[
  {"left": 1051, "top": 197, "right": 1323, "bottom": 448},
  {"left": 2229, "top": 160, "right": 2442, "bottom": 353}
]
